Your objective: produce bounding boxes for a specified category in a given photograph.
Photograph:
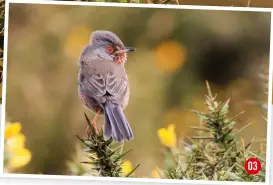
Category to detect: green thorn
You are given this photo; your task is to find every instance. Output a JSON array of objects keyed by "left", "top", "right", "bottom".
[{"left": 125, "top": 164, "right": 140, "bottom": 177}]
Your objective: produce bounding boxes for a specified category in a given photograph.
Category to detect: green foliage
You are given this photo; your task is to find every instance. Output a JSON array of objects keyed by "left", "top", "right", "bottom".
[
  {"left": 160, "top": 82, "right": 266, "bottom": 182},
  {"left": 77, "top": 113, "right": 139, "bottom": 177}
]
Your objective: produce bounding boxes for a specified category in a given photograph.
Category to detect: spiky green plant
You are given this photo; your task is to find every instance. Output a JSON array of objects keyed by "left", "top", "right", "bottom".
[
  {"left": 76, "top": 113, "right": 139, "bottom": 177},
  {"left": 160, "top": 82, "right": 266, "bottom": 182}
]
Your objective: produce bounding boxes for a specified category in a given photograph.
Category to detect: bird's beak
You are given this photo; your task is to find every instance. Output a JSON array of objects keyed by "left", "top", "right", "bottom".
[
  {"left": 115, "top": 47, "right": 136, "bottom": 54},
  {"left": 125, "top": 47, "right": 136, "bottom": 52}
]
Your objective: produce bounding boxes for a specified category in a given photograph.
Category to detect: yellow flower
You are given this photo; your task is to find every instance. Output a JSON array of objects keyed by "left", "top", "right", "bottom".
[
  {"left": 121, "top": 160, "right": 133, "bottom": 176},
  {"left": 157, "top": 124, "right": 177, "bottom": 148},
  {"left": 8, "top": 148, "right": 32, "bottom": 170},
  {"left": 6, "top": 133, "right": 26, "bottom": 151},
  {"left": 5, "top": 122, "right": 22, "bottom": 140},
  {"left": 4, "top": 121, "right": 32, "bottom": 171},
  {"left": 154, "top": 41, "right": 187, "bottom": 74},
  {"left": 152, "top": 168, "right": 161, "bottom": 178}
]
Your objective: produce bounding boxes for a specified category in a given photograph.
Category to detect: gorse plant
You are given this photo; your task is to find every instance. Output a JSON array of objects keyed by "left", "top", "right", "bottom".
[
  {"left": 77, "top": 82, "right": 266, "bottom": 182},
  {"left": 157, "top": 82, "right": 266, "bottom": 182},
  {"left": 76, "top": 113, "right": 140, "bottom": 177}
]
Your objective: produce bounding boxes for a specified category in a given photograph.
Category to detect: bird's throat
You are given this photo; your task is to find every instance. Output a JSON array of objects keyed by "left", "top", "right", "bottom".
[{"left": 114, "top": 54, "right": 126, "bottom": 65}]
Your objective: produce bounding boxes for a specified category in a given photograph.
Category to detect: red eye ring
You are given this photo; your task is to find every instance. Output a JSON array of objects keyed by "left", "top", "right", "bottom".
[{"left": 106, "top": 45, "right": 114, "bottom": 54}]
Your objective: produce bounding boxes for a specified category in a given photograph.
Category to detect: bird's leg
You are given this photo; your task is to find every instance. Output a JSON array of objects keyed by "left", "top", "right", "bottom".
[
  {"left": 91, "top": 110, "right": 100, "bottom": 134},
  {"left": 86, "top": 109, "right": 101, "bottom": 136}
]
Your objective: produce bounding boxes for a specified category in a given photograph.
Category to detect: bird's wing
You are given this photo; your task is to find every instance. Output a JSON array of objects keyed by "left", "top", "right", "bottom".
[
  {"left": 105, "top": 71, "right": 128, "bottom": 104},
  {"left": 79, "top": 59, "right": 128, "bottom": 105},
  {"left": 79, "top": 66, "right": 107, "bottom": 104}
]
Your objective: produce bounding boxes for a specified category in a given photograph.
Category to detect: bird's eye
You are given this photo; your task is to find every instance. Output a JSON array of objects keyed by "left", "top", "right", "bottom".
[{"left": 106, "top": 45, "right": 114, "bottom": 54}]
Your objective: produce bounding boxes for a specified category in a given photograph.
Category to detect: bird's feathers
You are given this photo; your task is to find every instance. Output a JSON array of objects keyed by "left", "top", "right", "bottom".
[
  {"left": 79, "top": 60, "right": 129, "bottom": 106},
  {"left": 90, "top": 30, "right": 125, "bottom": 49},
  {"left": 104, "top": 102, "right": 133, "bottom": 142},
  {"left": 78, "top": 30, "right": 133, "bottom": 143}
]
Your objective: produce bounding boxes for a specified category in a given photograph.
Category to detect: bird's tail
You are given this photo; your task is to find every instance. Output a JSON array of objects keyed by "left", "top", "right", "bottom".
[{"left": 104, "top": 102, "right": 133, "bottom": 142}]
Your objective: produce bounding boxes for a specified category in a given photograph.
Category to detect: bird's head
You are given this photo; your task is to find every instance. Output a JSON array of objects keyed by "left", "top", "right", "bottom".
[{"left": 89, "top": 30, "right": 136, "bottom": 64}]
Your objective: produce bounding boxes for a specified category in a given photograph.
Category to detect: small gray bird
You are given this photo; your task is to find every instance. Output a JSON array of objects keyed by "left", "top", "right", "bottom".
[{"left": 78, "top": 30, "right": 135, "bottom": 143}]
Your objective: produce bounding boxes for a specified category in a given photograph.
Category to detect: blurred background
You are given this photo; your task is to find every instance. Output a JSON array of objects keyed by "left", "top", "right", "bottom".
[
  {"left": 6, "top": 3, "right": 270, "bottom": 177},
  {"left": 71, "top": 0, "right": 273, "bottom": 8},
  {"left": 159, "top": 0, "right": 273, "bottom": 7}
]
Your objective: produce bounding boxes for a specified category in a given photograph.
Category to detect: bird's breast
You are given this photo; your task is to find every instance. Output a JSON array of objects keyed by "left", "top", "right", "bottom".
[{"left": 91, "top": 60, "right": 125, "bottom": 74}]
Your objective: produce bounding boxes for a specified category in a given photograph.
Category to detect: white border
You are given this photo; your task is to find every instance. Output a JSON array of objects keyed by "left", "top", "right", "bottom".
[
  {"left": 0, "top": 173, "right": 269, "bottom": 185},
  {"left": 0, "top": 0, "right": 10, "bottom": 173},
  {"left": 3, "top": 0, "right": 273, "bottom": 12},
  {"left": 1, "top": 1, "right": 272, "bottom": 185}
]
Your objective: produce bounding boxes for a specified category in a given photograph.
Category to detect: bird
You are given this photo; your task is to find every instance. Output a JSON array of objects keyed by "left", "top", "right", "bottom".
[{"left": 77, "top": 30, "right": 136, "bottom": 143}]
